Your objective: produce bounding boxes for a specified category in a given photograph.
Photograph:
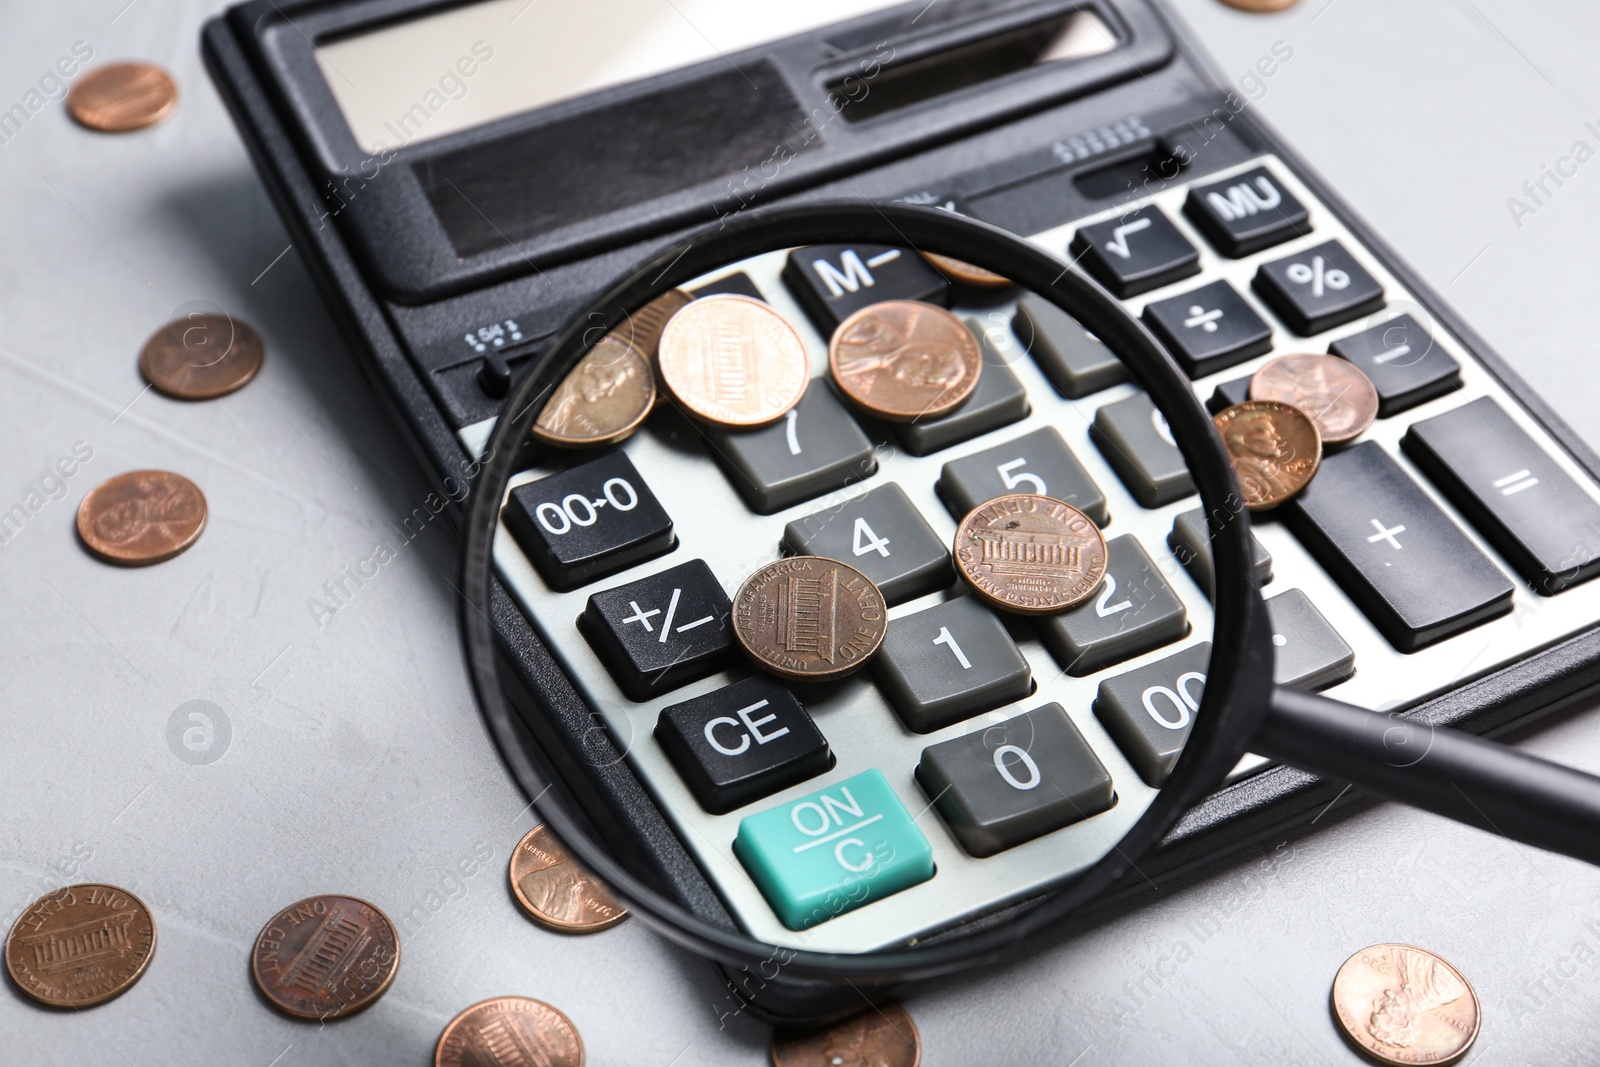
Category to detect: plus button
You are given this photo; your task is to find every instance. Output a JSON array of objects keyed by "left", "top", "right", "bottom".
[{"left": 1367, "top": 519, "right": 1406, "bottom": 550}]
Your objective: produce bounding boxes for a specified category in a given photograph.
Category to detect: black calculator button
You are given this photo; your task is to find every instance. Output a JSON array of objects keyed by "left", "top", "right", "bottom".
[
  {"left": 693, "top": 271, "right": 765, "bottom": 301},
  {"left": 1012, "top": 294, "right": 1128, "bottom": 398},
  {"left": 1169, "top": 507, "right": 1273, "bottom": 599},
  {"left": 1070, "top": 207, "right": 1201, "bottom": 298},
  {"left": 1184, "top": 166, "right": 1312, "bottom": 257},
  {"left": 1329, "top": 314, "right": 1462, "bottom": 417},
  {"left": 1284, "top": 442, "right": 1514, "bottom": 651},
  {"left": 782, "top": 483, "right": 952, "bottom": 605},
  {"left": 782, "top": 244, "right": 949, "bottom": 335},
  {"left": 1142, "top": 279, "right": 1274, "bottom": 378},
  {"left": 655, "top": 677, "right": 831, "bottom": 815},
  {"left": 708, "top": 382, "right": 876, "bottom": 514},
  {"left": 1094, "top": 643, "right": 1211, "bottom": 787},
  {"left": 1207, "top": 373, "right": 1253, "bottom": 415},
  {"left": 874, "top": 597, "right": 1033, "bottom": 733},
  {"left": 939, "top": 427, "right": 1108, "bottom": 526},
  {"left": 894, "top": 321, "right": 1030, "bottom": 457},
  {"left": 1266, "top": 589, "right": 1355, "bottom": 691},
  {"left": 1403, "top": 396, "right": 1600, "bottom": 594},
  {"left": 1038, "top": 534, "right": 1189, "bottom": 677},
  {"left": 503, "top": 452, "right": 674, "bottom": 592},
  {"left": 1090, "top": 393, "right": 1195, "bottom": 508},
  {"left": 581, "top": 560, "right": 735, "bottom": 700},
  {"left": 916, "top": 704, "right": 1113, "bottom": 858},
  {"left": 1253, "top": 240, "right": 1385, "bottom": 337}
]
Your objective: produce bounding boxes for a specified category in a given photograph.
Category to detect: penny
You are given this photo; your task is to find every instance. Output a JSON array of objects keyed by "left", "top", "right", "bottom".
[
  {"left": 1331, "top": 944, "right": 1479, "bottom": 1066},
  {"left": 67, "top": 63, "right": 178, "bottom": 132},
  {"left": 732, "top": 556, "right": 887, "bottom": 682},
  {"left": 250, "top": 894, "right": 399, "bottom": 1020},
  {"left": 614, "top": 288, "right": 694, "bottom": 363},
  {"left": 1218, "top": 0, "right": 1298, "bottom": 11},
  {"left": 1213, "top": 401, "right": 1322, "bottom": 511},
  {"left": 829, "top": 300, "right": 982, "bottom": 422},
  {"left": 923, "top": 252, "right": 1011, "bottom": 289},
  {"left": 771, "top": 1002, "right": 921, "bottom": 1067},
  {"left": 509, "top": 824, "right": 628, "bottom": 933},
  {"left": 76, "top": 470, "right": 207, "bottom": 566},
  {"left": 532, "top": 335, "right": 655, "bottom": 448},
  {"left": 435, "top": 996, "right": 584, "bottom": 1067},
  {"left": 1250, "top": 353, "right": 1378, "bottom": 446},
  {"left": 139, "top": 314, "right": 265, "bottom": 400},
  {"left": 953, "top": 494, "right": 1108, "bottom": 615},
  {"left": 658, "top": 294, "right": 809, "bottom": 428},
  {"left": 5, "top": 884, "right": 156, "bottom": 1008}
]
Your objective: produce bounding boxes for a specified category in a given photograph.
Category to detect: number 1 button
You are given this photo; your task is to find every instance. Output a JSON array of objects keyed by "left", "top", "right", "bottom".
[{"left": 874, "top": 597, "right": 1033, "bottom": 732}]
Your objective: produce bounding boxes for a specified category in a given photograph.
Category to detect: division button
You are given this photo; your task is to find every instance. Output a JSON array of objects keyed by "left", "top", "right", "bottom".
[
  {"left": 1012, "top": 294, "right": 1128, "bottom": 398},
  {"left": 873, "top": 596, "right": 1033, "bottom": 733},
  {"left": 782, "top": 483, "right": 952, "bottom": 605},
  {"left": 581, "top": 559, "right": 735, "bottom": 700},
  {"left": 1070, "top": 206, "right": 1201, "bottom": 298},
  {"left": 782, "top": 244, "right": 949, "bottom": 335},
  {"left": 1142, "top": 279, "right": 1273, "bottom": 378},
  {"left": 1094, "top": 642, "right": 1211, "bottom": 787},
  {"left": 1037, "top": 534, "right": 1189, "bottom": 676},
  {"left": 1265, "top": 588, "right": 1355, "bottom": 691},
  {"left": 1253, "top": 239, "right": 1385, "bottom": 337},
  {"left": 707, "top": 382, "right": 877, "bottom": 514},
  {"left": 939, "top": 426, "right": 1108, "bottom": 526},
  {"left": 1090, "top": 392, "right": 1195, "bottom": 508},
  {"left": 1184, "top": 165, "right": 1312, "bottom": 257},
  {"left": 1329, "top": 314, "right": 1462, "bottom": 417}
]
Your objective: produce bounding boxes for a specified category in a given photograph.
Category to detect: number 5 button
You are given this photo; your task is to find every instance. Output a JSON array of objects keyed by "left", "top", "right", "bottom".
[
  {"left": 782, "top": 483, "right": 952, "bottom": 605},
  {"left": 874, "top": 597, "right": 1033, "bottom": 732},
  {"left": 938, "top": 427, "right": 1108, "bottom": 525},
  {"left": 1094, "top": 643, "right": 1209, "bottom": 787}
]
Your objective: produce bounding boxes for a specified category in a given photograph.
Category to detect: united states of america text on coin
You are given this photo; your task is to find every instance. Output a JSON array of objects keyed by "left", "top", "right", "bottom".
[
  {"left": 532, "top": 335, "right": 655, "bottom": 447},
  {"left": 250, "top": 895, "right": 399, "bottom": 1020},
  {"left": 923, "top": 252, "right": 1011, "bottom": 289},
  {"left": 140, "top": 314, "right": 265, "bottom": 400},
  {"left": 954, "top": 494, "right": 1108, "bottom": 615},
  {"left": 1331, "top": 944, "right": 1480, "bottom": 1067},
  {"left": 5, "top": 884, "right": 157, "bottom": 1008},
  {"left": 1214, "top": 400, "right": 1322, "bottom": 510},
  {"left": 435, "top": 996, "right": 584, "bottom": 1067},
  {"left": 771, "top": 1001, "right": 921, "bottom": 1067},
  {"left": 76, "top": 470, "right": 207, "bottom": 565},
  {"left": 67, "top": 63, "right": 178, "bottom": 132},
  {"left": 509, "top": 824, "right": 628, "bottom": 933},
  {"left": 733, "top": 556, "right": 887, "bottom": 682},
  {"left": 657, "top": 294, "right": 809, "bottom": 428},
  {"left": 829, "top": 300, "right": 982, "bottom": 422},
  {"left": 1250, "top": 353, "right": 1378, "bottom": 445}
]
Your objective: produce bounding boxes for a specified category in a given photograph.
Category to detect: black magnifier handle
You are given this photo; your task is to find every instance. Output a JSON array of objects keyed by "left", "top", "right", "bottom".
[{"left": 1258, "top": 686, "right": 1600, "bottom": 867}]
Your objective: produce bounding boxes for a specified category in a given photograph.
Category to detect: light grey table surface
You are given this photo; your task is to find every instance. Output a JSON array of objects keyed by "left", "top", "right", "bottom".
[{"left": 6, "top": 1, "right": 1600, "bottom": 1064}]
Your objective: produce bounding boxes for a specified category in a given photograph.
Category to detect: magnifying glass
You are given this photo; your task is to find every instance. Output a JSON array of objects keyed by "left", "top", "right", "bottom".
[{"left": 460, "top": 202, "right": 1600, "bottom": 998}]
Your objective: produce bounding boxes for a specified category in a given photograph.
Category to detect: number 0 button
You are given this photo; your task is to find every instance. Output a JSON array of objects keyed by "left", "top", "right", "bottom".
[
  {"left": 1094, "top": 643, "right": 1209, "bottom": 787},
  {"left": 782, "top": 483, "right": 952, "bottom": 605}
]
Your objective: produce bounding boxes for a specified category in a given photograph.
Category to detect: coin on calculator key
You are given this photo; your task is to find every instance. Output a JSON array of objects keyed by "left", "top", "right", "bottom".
[
  {"left": 1331, "top": 944, "right": 1479, "bottom": 1066},
  {"left": 733, "top": 556, "right": 887, "bottom": 682},
  {"left": 250, "top": 894, "right": 399, "bottom": 1019},
  {"left": 614, "top": 287, "right": 693, "bottom": 362},
  {"left": 435, "top": 996, "right": 584, "bottom": 1067},
  {"left": 509, "top": 824, "right": 628, "bottom": 933},
  {"left": 923, "top": 252, "right": 1010, "bottom": 289},
  {"left": 770, "top": 1002, "right": 921, "bottom": 1067},
  {"left": 532, "top": 335, "right": 655, "bottom": 447},
  {"left": 67, "top": 63, "right": 178, "bottom": 132},
  {"left": 829, "top": 300, "right": 982, "bottom": 421},
  {"left": 5, "top": 884, "right": 156, "bottom": 1008},
  {"left": 140, "top": 313, "right": 265, "bottom": 400},
  {"left": 1249, "top": 353, "right": 1378, "bottom": 445},
  {"left": 1213, "top": 401, "right": 1322, "bottom": 510},
  {"left": 657, "top": 293, "right": 809, "bottom": 427},
  {"left": 76, "top": 470, "right": 207, "bottom": 565},
  {"left": 953, "top": 494, "right": 1109, "bottom": 615}
]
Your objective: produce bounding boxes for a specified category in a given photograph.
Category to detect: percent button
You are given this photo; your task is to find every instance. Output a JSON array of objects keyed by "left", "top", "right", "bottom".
[{"left": 1253, "top": 239, "right": 1385, "bottom": 337}]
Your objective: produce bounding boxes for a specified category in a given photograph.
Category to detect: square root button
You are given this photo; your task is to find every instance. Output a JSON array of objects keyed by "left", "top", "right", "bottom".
[{"left": 733, "top": 769, "right": 934, "bottom": 930}]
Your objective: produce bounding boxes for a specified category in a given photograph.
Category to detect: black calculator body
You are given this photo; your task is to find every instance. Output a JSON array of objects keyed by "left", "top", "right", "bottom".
[{"left": 204, "top": 0, "right": 1600, "bottom": 1024}]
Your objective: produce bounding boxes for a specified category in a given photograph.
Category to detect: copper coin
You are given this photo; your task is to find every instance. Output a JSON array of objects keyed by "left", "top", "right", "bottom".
[
  {"left": 1331, "top": 944, "right": 1480, "bottom": 1066},
  {"left": 1250, "top": 354, "right": 1378, "bottom": 445},
  {"left": 657, "top": 294, "right": 809, "bottom": 427},
  {"left": 922, "top": 252, "right": 1011, "bottom": 289},
  {"left": 67, "top": 63, "right": 178, "bottom": 132},
  {"left": 771, "top": 1002, "right": 921, "bottom": 1067},
  {"left": 1218, "top": 0, "right": 1298, "bottom": 11},
  {"left": 614, "top": 288, "right": 693, "bottom": 363},
  {"left": 733, "top": 556, "right": 887, "bottom": 682},
  {"left": 829, "top": 300, "right": 982, "bottom": 422},
  {"left": 250, "top": 894, "right": 399, "bottom": 1020},
  {"left": 1214, "top": 401, "right": 1322, "bottom": 511},
  {"left": 139, "top": 314, "right": 265, "bottom": 400},
  {"left": 5, "top": 884, "right": 156, "bottom": 1008},
  {"left": 509, "top": 825, "right": 628, "bottom": 933},
  {"left": 76, "top": 470, "right": 207, "bottom": 566},
  {"left": 953, "top": 494, "right": 1109, "bottom": 615},
  {"left": 532, "top": 336, "right": 655, "bottom": 448},
  {"left": 435, "top": 996, "right": 584, "bottom": 1067}
]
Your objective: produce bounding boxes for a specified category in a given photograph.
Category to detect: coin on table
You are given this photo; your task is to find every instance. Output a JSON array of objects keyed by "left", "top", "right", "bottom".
[
  {"left": 829, "top": 300, "right": 982, "bottom": 422},
  {"left": 139, "top": 313, "right": 265, "bottom": 400},
  {"left": 76, "top": 470, "right": 207, "bottom": 565},
  {"left": 1218, "top": 0, "right": 1298, "bottom": 11},
  {"left": 67, "top": 63, "right": 178, "bottom": 132},
  {"left": 509, "top": 824, "right": 628, "bottom": 933},
  {"left": 5, "top": 883, "right": 157, "bottom": 1008},
  {"left": 657, "top": 293, "right": 809, "bottom": 428},
  {"left": 922, "top": 252, "right": 1011, "bottom": 289},
  {"left": 436, "top": 996, "right": 584, "bottom": 1067},
  {"left": 532, "top": 335, "right": 655, "bottom": 448},
  {"left": 1331, "top": 944, "right": 1479, "bottom": 1066},
  {"left": 614, "top": 288, "right": 694, "bottom": 362},
  {"left": 1213, "top": 400, "right": 1322, "bottom": 511},
  {"left": 953, "top": 494, "right": 1108, "bottom": 615},
  {"left": 733, "top": 556, "right": 887, "bottom": 682},
  {"left": 771, "top": 1002, "right": 921, "bottom": 1067},
  {"left": 1249, "top": 353, "right": 1378, "bottom": 446},
  {"left": 250, "top": 895, "right": 399, "bottom": 1020}
]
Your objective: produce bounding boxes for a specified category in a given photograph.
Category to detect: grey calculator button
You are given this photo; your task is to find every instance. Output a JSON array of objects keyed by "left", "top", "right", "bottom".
[
  {"left": 1037, "top": 535, "right": 1189, "bottom": 677},
  {"left": 782, "top": 482, "right": 952, "bottom": 605},
  {"left": 1266, "top": 588, "right": 1355, "bottom": 691},
  {"left": 1090, "top": 392, "right": 1195, "bottom": 508},
  {"left": 917, "top": 703, "right": 1114, "bottom": 857},
  {"left": 938, "top": 427, "right": 1108, "bottom": 526},
  {"left": 894, "top": 320, "right": 1030, "bottom": 457},
  {"left": 1168, "top": 507, "right": 1273, "bottom": 599},
  {"left": 1012, "top": 293, "right": 1128, "bottom": 398},
  {"left": 708, "top": 383, "right": 876, "bottom": 515},
  {"left": 1094, "top": 642, "right": 1211, "bottom": 787},
  {"left": 874, "top": 596, "right": 1033, "bottom": 733}
]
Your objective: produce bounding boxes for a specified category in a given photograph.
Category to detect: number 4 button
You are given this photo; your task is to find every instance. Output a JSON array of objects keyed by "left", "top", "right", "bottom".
[{"left": 782, "top": 483, "right": 952, "bottom": 605}]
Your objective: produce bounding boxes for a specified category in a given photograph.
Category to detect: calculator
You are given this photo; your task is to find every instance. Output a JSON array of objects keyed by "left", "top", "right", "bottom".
[{"left": 204, "top": 0, "right": 1600, "bottom": 1022}]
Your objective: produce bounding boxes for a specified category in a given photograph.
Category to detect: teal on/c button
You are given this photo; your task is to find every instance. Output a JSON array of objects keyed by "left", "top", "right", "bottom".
[{"left": 732, "top": 769, "right": 935, "bottom": 930}]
